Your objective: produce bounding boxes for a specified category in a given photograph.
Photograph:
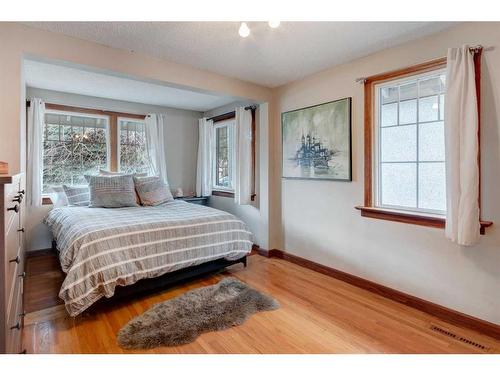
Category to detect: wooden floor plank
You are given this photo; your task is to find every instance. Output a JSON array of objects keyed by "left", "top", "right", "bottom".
[
  {"left": 24, "top": 253, "right": 65, "bottom": 313},
  {"left": 22, "top": 254, "right": 500, "bottom": 354}
]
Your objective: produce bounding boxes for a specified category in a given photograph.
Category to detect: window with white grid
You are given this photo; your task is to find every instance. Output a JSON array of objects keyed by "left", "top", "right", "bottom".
[
  {"left": 212, "top": 119, "right": 235, "bottom": 192},
  {"left": 118, "top": 118, "right": 150, "bottom": 175},
  {"left": 42, "top": 111, "right": 109, "bottom": 193},
  {"left": 374, "top": 69, "right": 447, "bottom": 215}
]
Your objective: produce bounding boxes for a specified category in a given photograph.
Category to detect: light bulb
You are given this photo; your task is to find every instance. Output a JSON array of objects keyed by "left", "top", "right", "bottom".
[
  {"left": 239, "top": 22, "right": 250, "bottom": 38},
  {"left": 268, "top": 21, "right": 281, "bottom": 29}
]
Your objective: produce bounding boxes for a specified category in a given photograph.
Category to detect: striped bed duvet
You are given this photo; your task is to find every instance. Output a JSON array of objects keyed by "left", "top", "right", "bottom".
[{"left": 45, "top": 200, "right": 253, "bottom": 316}]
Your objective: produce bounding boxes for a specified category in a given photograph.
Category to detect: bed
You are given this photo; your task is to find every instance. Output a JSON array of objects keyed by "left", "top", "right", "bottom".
[{"left": 45, "top": 200, "right": 253, "bottom": 316}]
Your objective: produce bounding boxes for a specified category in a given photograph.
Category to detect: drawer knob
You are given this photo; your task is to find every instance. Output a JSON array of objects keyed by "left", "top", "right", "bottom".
[
  {"left": 13, "top": 195, "right": 23, "bottom": 203},
  {"left": 19, "top": 271, "right": 26, "bottom": 279},
  {"left": 10, "top": 322, "right": 21, "bottom": 330},
  {"left": 19, "top": 311, "right": 26, "bottom": 318},
  {"left": 7, "top": 204, "right": 19, "bottom": 213},
  {"left": 9, "top": 256, "right": 20, "bottom": 264},
  {"left": 17, "top": 227, "right": 25, "bottom": 232},
  {"left": 18, "top": 189, "right": 25, "bottom": 195}
]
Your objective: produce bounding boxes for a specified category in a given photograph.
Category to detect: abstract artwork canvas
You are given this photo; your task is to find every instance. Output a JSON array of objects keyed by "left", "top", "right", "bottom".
[{"left": 282, "top": 98, "right": 352, "bottom": 181}]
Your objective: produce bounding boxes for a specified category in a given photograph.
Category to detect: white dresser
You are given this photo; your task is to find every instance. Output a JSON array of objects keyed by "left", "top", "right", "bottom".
[{"left": 0, "top": 174, "right": 26, "bottom": 354}]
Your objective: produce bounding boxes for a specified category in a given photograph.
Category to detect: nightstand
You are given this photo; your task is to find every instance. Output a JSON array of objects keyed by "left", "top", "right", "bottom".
[{"left": 174, "top": 196, "right": 209, "bottom": 206}]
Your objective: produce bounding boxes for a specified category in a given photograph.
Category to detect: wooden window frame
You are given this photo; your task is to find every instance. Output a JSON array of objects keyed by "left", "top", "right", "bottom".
[
  {"left": 35, "top": 103, "right": 146, "bottom": 205},
  {"left": 356, "top": 56, "right": 492, "bottom": 234},
  {"left": 212, "top": 118, "right": 236, "bottom": 196},
  {"left": 210, "top": 108, "right": 257, "bottom": 201}
]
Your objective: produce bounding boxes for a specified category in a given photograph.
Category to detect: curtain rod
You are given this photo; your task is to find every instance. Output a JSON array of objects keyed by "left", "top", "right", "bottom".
[
  {"left": 355, "top": 45, "right": 489, "bottom": 84},
  {"left": 27, "top": 99, "right": 258, "bottom": 116},
  {"left": 207, "top": 105, "right": 258, "bottom": 122}
]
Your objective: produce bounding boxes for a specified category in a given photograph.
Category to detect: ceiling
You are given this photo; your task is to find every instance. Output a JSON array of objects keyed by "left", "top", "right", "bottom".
[
  {"left": 24, "top": 22, "right": 457, "bottom": 87},
  {"left": 24, "top": 59, "right": 237, "bottom": 112}
]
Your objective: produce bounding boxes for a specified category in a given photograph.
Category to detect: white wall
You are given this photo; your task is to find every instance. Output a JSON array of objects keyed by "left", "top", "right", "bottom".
[
  {"left": 274, "top": 22, "right": 500, "bottom": 324},
  {"left": 26, "top": 88, "right": 201, "bottom": 251},
  {"left": 204, "top": 102, "right": 270, "bottom": 249}
]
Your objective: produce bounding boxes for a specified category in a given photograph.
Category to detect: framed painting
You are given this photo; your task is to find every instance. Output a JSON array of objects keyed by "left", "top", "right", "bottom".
[{"left": 281, "top": 97, "right": 352, "bottom": 181}]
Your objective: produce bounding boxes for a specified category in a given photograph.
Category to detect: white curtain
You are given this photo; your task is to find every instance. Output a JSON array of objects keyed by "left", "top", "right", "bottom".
[
  {"left": 196, "top": 118, "right": 214, "bottom": 197},
  {"left": 27, "top": 98, "right": 45, "bottom": 208},
  {"left": 145, "top": 113, "right": 169, "bottom": 183},
  {"left": 234, "top": 107, "right": 253, "bottom": 205},
  {"left": 444, "top": 45, "right": 481, "bottom": 246}
]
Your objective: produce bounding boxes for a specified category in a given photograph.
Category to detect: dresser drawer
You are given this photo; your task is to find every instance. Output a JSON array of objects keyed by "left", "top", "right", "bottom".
[
  {"left": 6, "top": 245, "right": 24, "bottom": 308},
  {"left": 6, "top": 271, "right": 24, "bottom": 354},
  {"left": 4, "top": 177, "right": 22, "bottom": 234},
  {"left": 1, "top": 173, "right": 25, "bottom": 354},
  {"left": 5, "top": 232, "right": 22, "bottom": 299}
]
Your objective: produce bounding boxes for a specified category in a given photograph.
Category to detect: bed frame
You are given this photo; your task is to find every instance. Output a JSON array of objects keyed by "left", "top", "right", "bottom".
[
  {"left": 110, "top": 255, "right": 247, "bottom": 301},
  {"left": 51, "top": 239, "right": 248, "bottom": 313}
]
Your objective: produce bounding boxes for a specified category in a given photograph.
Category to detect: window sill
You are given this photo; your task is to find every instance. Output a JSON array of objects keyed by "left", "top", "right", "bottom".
[
  {"left": 355, "top": 206, "right": 493, "bottom": 235},
  {"left": 42, "top": 196, "right": 53, "bottom": 205},
  {"left": 212, "top": 190, "right": 235, "bottom": 198}
]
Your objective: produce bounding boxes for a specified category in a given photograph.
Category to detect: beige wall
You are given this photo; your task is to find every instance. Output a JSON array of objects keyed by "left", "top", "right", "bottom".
[
  {"left": 2, "top": 21, "right": 500, "bottom": 325},
  {"left": 27, "top": 88, "right": 201, "bottom": 195},
  {"left": 0, "top": 22, "right": 272, "bottom": 175},
  {"left": 0, "top": 23, "right": 273, "bottom": 251},
  {"left": 273, "top": 22, "right": 500, "bottom": 324}
]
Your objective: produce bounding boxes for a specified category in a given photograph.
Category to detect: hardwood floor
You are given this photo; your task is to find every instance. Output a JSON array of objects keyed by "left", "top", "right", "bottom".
[
  {"left": 24, "top": 251, "right": 65, "bottom": 313},
  {"left": 22, "top": 254, "right": 500, "bottom": 354}
]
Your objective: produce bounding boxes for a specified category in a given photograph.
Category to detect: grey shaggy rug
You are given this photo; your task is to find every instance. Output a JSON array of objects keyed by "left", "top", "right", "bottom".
[{"left": 117, "top": 277, "right": 280, "bottom": 349}]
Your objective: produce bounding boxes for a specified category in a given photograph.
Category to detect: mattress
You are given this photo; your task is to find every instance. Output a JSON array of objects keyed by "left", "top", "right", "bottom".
[{"left": 45, "top": 200, "right": 253, "bottom": 316}]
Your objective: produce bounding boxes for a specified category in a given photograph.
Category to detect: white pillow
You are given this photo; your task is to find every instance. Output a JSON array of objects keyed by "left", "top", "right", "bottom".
[{"left": 49, "top": 186, "right": 69, "bottom": 207}]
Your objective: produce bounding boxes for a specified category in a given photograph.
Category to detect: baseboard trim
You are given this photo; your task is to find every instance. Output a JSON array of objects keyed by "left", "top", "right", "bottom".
[
  {"left": 262, "top": 248, "right": 500, "bottom": 340},
  {"left": 251, "top": 246, "right": 281, "bottom": 258}
]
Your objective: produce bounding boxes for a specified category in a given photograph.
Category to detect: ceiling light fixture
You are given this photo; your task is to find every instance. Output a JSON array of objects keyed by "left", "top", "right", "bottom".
[
  {"left": 268, "top": 21, "right": 281, "bottom": 29},
  {"left": 239, "top": 22, "right": 250, "bottom": 38}
]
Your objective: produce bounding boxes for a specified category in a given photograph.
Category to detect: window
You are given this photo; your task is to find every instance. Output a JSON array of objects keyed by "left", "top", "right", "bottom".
[
  {"left": 43, "top": 111, "right": 109, "bottom": 193},
  {"left": 358, "top": 57, "right": 492, "bottom": 233},
  {"left": 356, "top": 58, "right": 451, "bottom": 228},
  {"left": 118, "top": 118, "right": 150, "bottom": 174},
  {"left": 375, "top": 69, "right": 447, "bottom": 215},
  {"left": 213, "top": 119, "right": 235, "bottom": 192},
  {"left": 39, "top": 103, "right": 149, "bottom": 200}
]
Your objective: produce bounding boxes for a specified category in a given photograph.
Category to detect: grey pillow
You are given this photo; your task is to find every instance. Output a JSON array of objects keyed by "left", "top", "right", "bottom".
[
  {"left": 99, "top": 169, "right": 148, "bottom": 178},
  {"left": 62, "top": 185, "right": 90, "bottom": 206},
  {"left": 133, "top": 176, "right": 174, "bottom": 206},
  {"left": 85, "top": 174, "right": 138, "bottom": 208},
  {"left": 98, "top": 169, "right": 124, "bottom": 176}
]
